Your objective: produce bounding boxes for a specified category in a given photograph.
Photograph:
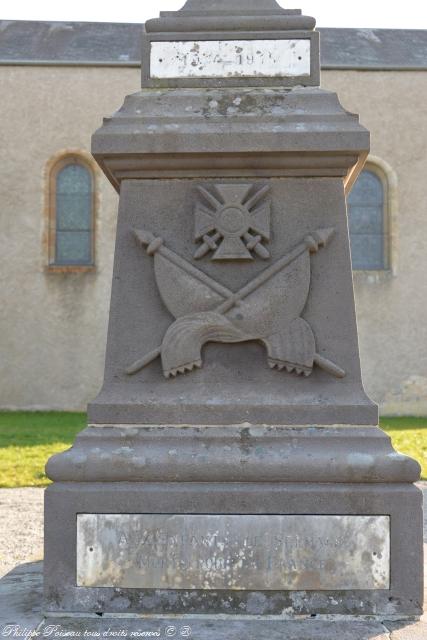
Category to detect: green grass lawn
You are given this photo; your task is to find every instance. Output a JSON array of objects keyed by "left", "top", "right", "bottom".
[
  {"left": 379, "top": 416, "right": 427, "bottom": 481},
  {"left": 0, "top": 412, "right": 426, "bottom": 488},
  {"left": 0, "top": 412, "right": 85, "bottom": 488}
]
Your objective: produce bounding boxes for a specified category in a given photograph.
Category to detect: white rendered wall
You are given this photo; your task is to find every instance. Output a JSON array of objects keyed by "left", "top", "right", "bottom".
[{"left": 0, "top": 65, "right": 426, "bottom": 414}]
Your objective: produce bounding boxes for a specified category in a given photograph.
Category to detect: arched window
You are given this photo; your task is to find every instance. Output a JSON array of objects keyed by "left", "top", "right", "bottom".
[
  {"left": 48, "top": 156, "right": 94, "bottom": 267},
  {"left": 347, "top": 167, "right": 388, "bottom": 270}
]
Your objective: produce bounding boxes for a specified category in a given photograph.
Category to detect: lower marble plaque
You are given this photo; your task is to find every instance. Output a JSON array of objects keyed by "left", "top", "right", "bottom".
[{"left": 77, "top": 514, "right": 390, "bottom": 590}]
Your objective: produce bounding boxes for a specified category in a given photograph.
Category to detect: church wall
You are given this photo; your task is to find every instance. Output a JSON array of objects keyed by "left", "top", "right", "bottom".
[{"left": 1, "top": 65, "right": 426, "bottom": 414}]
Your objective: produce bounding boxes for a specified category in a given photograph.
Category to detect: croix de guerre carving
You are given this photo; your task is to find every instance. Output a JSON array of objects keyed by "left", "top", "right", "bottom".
[{"left": 194, "top": 183, "right": 271, "bottom": 261}]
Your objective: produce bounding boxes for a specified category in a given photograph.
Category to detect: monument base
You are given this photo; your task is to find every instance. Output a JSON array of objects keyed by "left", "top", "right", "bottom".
[
  {"left": 4, "top": 561, "right": 427, "bottom": 640},
  {"left": 35, "top": 616, "right": 427, "bottom": 640},
  {"left": 44, "top": 426, "right": 423, "bottom": 618}
]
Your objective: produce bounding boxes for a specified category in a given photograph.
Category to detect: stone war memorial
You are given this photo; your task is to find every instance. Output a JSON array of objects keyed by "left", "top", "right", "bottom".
[{"left": 43, "top": 0, "right": 423, "bottom": 636}]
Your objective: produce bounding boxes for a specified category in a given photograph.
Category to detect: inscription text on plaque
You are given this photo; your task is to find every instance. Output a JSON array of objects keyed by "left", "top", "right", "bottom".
[
  {"left": 77, "top": 514, "right": 390, "bottom": 591},
  {"left": 150, "top": 39, "right": 311, "bottom": 79}
]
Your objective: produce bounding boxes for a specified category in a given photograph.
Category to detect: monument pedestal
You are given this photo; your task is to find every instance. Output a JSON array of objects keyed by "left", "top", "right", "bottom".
[
  {"left": 44, "top": 425, "right": 423, "bottom": 617},
  {"left": 44, "top": 0, "right": 423, "bottom": 624}
]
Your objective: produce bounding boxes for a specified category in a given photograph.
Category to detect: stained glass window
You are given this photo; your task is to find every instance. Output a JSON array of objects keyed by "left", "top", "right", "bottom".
[
  {"left": 348, "top": 170, "right": 387, "bottom": 270},
  {"left": 52, "top": 161, "right": 93, "bottom": 266}
]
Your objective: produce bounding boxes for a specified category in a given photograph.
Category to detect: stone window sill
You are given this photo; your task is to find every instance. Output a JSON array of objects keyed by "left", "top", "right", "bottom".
[
  {"left": 352, "top": 269, "right": 394, "bottom": 283},
  {"left": 45, "top": 264, "right": 96, "bottom": 274}
]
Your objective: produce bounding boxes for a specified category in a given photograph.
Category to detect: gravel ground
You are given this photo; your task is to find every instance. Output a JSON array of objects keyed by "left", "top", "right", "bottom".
[
  {"left": 0, "top": 484, "right": 426, "bottom": 579},
  {"left": 0, "top": 488, "right": 44, "bottom": 577}
]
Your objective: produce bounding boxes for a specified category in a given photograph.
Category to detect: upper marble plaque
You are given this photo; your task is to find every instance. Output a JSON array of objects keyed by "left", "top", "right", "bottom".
[{"left": 150, "top": 39, "right": 311, "bottom": 79}]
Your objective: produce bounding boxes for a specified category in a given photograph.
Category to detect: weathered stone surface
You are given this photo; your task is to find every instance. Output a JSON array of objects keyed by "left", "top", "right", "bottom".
[
  {"left": 4, "top": 560, "right": 427, "bottom": 638},
  {"left": 76, "top": 513, "right": 390, "bottom": 590},
  {"left": 87, "top": 176, "right": 376, "bottom": 426},
  {"left": 37, "top": 617, "right": 392, "bottom": 640},
  {"left": 92, "top": 88, "right": 368, "bottom": 188},
  {"left": 44, "top": 482, "right": 423, "bottom": 616},
  {"left": 0, "top": 561, "right": 43, "bottom": 629},
  {"left": 43, "top": 0, "right": 423, "bottom": 620},
  {"left": 142, "top": 0, "right": 319, "bottom": 88},
  {"left": 46, "top": 425, "right": 419, "bottom": 483}
]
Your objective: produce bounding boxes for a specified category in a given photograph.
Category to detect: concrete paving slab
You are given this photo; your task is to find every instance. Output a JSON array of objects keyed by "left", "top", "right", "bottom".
[
  {"left": 37, "top": 617, "right": 392, "bottom": 639},
  {"left": 0, "top": 561, "right": 43, "bottom": 630}
]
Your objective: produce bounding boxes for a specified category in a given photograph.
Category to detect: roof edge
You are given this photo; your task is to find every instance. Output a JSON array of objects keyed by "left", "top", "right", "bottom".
[{"left": 0, "top": 21, "right": 426, "bottom": 70}]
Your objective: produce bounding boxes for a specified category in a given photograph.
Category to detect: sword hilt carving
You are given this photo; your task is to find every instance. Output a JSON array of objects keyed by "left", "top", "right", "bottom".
[
  {"left": 243, "top": 232, "right": 270, "bottom": 259},
  {"left": 194, "top": 232, "right": 221, "bottom": 259}
]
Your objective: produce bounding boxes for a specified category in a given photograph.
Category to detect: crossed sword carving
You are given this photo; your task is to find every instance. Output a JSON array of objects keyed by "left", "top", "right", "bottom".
[{"left": 126, "top": 228, "right": 345, "bottom": 379}]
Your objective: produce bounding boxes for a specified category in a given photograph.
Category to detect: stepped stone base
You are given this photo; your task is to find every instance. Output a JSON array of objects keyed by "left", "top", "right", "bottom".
[{"left": 1, "top": 561, "right": 427, "bottom": 640}]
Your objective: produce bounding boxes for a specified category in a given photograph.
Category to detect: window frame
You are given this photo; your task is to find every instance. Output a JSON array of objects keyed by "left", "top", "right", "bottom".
[
  {"left": 346, "top": 157, "right": 396, "bottom": 275},
  {"left": 46, "top": 152, "right": 97, "bottom": 273}
]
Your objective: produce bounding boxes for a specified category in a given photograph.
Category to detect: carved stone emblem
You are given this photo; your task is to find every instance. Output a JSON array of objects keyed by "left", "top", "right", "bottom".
[
  {"left": 127, "top": 227, "right": 345, "bottom": 380},
  {"left": 194, "top": 183, "right": 270, "bottom": 260}
]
